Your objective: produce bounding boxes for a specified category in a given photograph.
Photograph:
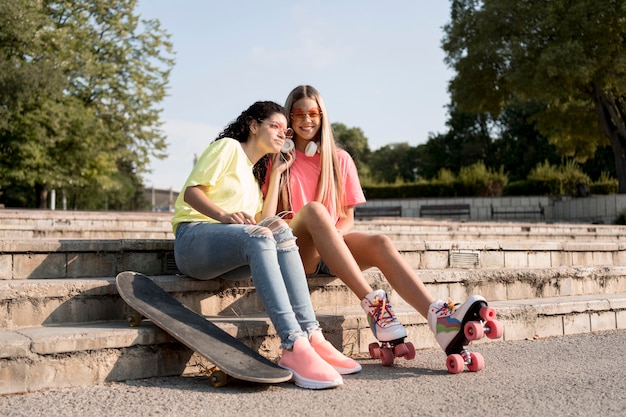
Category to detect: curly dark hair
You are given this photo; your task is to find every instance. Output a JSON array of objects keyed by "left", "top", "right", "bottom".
[{"left": 215, "top": 101, "right": 284, "bottom": 185}]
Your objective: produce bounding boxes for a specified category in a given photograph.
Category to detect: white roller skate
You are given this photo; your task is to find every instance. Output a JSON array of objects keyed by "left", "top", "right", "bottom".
[
  {"left": 361, "top": 289, "right": 415, "bottom": 366},
  {"left": 428, "top": 295, "right": 504, "bottom": 374}
]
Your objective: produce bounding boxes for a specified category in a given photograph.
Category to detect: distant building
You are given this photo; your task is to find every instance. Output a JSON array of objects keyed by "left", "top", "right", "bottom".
[{"left": 143, "top": 187, "right": 180, "bottom": 212}]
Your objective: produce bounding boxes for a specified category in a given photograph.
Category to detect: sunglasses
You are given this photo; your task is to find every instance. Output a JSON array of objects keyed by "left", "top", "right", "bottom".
[
  {"left": 290, "top": 108, "right": 322, "bottom": 121},
  {"left": 264, "top": 121, "right": 294, "bottom": 139}
]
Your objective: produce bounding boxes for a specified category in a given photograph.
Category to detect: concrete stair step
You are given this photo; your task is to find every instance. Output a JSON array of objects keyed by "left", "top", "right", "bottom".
[
  {"left": 0, "top": 209, "right": 174, "bottom": 239},
  {"left": 2, "top": 209, "right": 626, "bottom": 241},
  {"left": 2, "top": 292, "right": 625, "bottom": 395},
  {"left": 3, "top": 237, "right": 626, "bottom": 281},
  {"left": 3, "top": 266, "right": 626, "bottom": 330}
]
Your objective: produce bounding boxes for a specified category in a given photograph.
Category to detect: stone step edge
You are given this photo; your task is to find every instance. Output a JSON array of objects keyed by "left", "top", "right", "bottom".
[
  {"left": 4, "top": 266, "right": 626, "bottom": 300},
  {"left": 3, "top": 238, "right": 626, "bottom": 253},
  {"left": 3, "top": 293, "right": 625, "bottom": 359}
]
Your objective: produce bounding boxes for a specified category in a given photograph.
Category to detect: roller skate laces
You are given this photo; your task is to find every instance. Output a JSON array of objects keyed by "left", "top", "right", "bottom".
[{"left": 360, "top": 289, "right": 407, "bottom": 342}]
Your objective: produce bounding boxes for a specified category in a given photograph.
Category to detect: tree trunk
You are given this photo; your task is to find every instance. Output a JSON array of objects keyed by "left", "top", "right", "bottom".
[
  {"left": 590, "top": 83, "right": 626, "bottom": 193},
  {"left": 35, "top": 184, "right": 48, "bottom": 209}
]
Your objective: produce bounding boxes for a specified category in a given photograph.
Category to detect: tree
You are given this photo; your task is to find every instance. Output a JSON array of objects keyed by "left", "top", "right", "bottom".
[
  {"left": 415, "top": 106, "right": 494, "bottom": 179},
  {"left": 0, "top": 0, "right": 174, "bottom": 208},
  {"left": 443, "top": 0, "right": 626, "bottom": 192},
  {"left": 332, "top": 122, "right": 371, "bottom": 170},
  {"left": 369, "top": 143, "right": 419, "bottom": 183},
  {"left": 491, "top": 100, "right": 561, "bottom": 182}
]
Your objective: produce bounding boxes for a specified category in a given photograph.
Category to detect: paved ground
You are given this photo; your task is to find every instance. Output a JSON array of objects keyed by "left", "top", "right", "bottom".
[{"left": 2, "top": 330, "right": 625, "bottom": 417}]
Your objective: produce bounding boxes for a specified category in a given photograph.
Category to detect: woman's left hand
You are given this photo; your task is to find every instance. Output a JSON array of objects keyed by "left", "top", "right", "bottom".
[{"left": 271, "top": 150, "right": 294, "bottom": 175}]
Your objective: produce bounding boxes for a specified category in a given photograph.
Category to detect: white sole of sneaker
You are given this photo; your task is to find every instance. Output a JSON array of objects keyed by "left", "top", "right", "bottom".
[{"left": 278, "top": 364, "right": 343, "bottom": 390}]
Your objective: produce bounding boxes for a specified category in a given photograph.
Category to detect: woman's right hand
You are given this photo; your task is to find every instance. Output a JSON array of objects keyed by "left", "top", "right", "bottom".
[{"left": 219, "top": 211, "right": 256, "bottom": 225}]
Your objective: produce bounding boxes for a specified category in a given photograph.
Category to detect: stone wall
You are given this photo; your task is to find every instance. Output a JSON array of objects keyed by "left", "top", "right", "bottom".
[{"left": 362, "top": 195, "right": 626, "bottom": 224}]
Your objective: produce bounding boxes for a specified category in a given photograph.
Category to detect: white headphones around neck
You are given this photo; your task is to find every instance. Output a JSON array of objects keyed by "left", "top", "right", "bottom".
[
  {"left": 282, "top": 139, "right": 319, "bottom": 157},
  {"left": 304, "top": 141, "right": 319, "bottom": 157}
]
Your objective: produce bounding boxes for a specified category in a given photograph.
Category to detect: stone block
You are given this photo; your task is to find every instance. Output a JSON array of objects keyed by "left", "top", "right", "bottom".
[
  {"left": 14, "top": 253, "right": 66, "bottom": 279},
  {"left": 0, "top": 255, "right": 11, "bottom": 280},
  {"left": 590, "top": 311, "right": 616, "bottom": 332},
  {"left": 527, "top": 251, "right": 552, "bottom": 268},
  {"left": 67, "top": 252, "right": 117, "bottom": 278},
  {"left": 504, "top": 252, "right": 528, "bottom": 268},
  {"left": 535, "top": 315, "right": 563, "bottom": 338},
  {"left": 422, "top": 251, "right": 448, "bottom": 269},
  {"left": 616, "top": 310, "right": 626, "bottom": 330},
  {"left": 563, "top": 313, "right": 590, "bottom": 335},
  {"left": 480, "top": 251, "right": 505, "bottom": 268}
]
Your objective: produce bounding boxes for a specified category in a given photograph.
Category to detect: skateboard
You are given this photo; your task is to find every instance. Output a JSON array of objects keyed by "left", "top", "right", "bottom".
[
  {"left": 443, "top": 298, "right": 504, "bottom": 374},
  {"left": 115, "top": 271, "right": 293, "bottom": 387}
]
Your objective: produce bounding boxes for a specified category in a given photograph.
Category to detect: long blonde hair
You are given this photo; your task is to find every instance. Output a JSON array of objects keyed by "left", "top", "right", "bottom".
[{"left": 284, "top": 85, "right": 346, "bottom": 218}]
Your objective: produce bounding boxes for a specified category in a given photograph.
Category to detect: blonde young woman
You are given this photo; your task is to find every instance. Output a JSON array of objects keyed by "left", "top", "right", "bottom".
[
  {"left": 263, "top": 85, "right": 501, "bottom": 368},
  {"left": 172, "top": 101, "right": 360, "bottom": 390}
]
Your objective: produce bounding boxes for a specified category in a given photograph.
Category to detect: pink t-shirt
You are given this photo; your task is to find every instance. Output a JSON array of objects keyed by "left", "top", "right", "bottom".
[{"left": 265, "top": 148, "right": 365, "bottom": 225}]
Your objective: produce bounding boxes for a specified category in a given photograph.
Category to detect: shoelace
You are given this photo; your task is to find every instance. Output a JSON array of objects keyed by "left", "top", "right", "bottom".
[
  {"left": 370, "top": 296, "right": 397, "bottom": 326},
  {"left": 436, "top": 299, "right": 458, "bottom": 316}
]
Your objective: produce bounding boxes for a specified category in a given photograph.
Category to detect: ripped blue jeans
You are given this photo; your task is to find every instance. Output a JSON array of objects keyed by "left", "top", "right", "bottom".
[{"left": 174, "top": 216, "right": 319, "bottom": 349}]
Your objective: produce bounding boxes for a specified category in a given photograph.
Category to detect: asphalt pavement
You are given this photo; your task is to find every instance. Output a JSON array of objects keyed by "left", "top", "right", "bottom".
[{"left": 2, "top": 330, "right": 625, "bottom": 417}]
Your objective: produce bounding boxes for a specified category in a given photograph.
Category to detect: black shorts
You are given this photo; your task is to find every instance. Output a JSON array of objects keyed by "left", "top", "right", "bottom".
[{"left": 307, "top": 260, "right": 335, "bottom": 277}]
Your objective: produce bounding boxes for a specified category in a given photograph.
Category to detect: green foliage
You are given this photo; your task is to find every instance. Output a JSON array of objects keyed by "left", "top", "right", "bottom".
[
  {"left": 415, "top": 108, "right": 494, "bottom": 179},
  {"left": 0, "top": 0, "right": 175, "bottom": 208},
  {"left": 525, "top": 160, "right": 590, "bottom": 196},
  {"left": 333, "top": 122, "right": 371, "bottom": 171},
  {"left": 363, "top": 159, "right": 618, "bottom": 198},
  {"left": 369, "top": 142, "right": 419, "bottom": 183},
  {"left": 588, "top": 172, "right": 618, "bottom": 195},
  {"left": 443, "top": 0, "right": 626, "bottom": 193},
  {"left": 457, "top": 162, "right": 507, "bottom": 197}
]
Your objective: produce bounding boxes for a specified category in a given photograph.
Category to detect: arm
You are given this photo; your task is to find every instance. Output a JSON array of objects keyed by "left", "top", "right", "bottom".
[
  {"left": 335, "top": 206, "right": 355, "bottom": 237},
  {"left": 260, "top": 152, "right": 294, "bottom": 220},
  {"left": 184, "top": 185, "right": 255, "bottom": 224}
]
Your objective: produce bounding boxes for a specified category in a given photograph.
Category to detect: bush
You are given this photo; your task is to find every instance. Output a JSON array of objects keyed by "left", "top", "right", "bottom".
[
  {"left": 527, "top": 160, "right": 590, "bottom": 196},
  {"left": 456, "top": 162, "right": 507, "bottom": 197},
  {"left": 361, "top": 161, "right": 616, "bottom": 199},
  {"left": 589, "top": 172, "right": 618, "bottom": 195}
]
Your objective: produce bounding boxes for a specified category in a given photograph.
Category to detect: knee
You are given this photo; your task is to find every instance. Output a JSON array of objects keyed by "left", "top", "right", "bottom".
[
  {"left": 257, "top": 217, "right": 297, "bottom": 250},
  {"left": 245, "top": 224, "right": 274, "bottom": 239},
  {"left": 370, "top": 233, "right": 395, "bottom": 251},
  {"left": 259, "top": 216, "right": 289, "bottom": 234},
  {"left": 300, "top": 202, "right": 332, "bottom": 223}
]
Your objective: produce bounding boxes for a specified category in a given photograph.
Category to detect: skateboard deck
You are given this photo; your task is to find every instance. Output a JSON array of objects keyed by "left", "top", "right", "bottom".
[{"left": 115, "top": 271, "right": 292, "bottom": 386}]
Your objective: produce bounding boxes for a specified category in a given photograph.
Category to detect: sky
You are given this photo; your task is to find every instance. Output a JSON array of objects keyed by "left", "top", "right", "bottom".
[{"left": 137, "top": 1, "right": 454, "bottom": 191}]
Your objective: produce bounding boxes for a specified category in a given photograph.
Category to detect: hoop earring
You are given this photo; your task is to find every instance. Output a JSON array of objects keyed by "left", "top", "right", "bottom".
[{"left": 305, "top": 141, "right": 318, "bottom": 157}]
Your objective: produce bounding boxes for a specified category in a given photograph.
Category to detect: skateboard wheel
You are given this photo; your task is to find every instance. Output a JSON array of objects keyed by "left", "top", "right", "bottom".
[
  {"left": 446, "top": 354, "right": 464, "bottom": 374},
  {"left": 479, "top": 305, "right": 497, "bottom": 321},
  {"left": 368, "top": 342, "right": 381, "bottom": 359},
  {"left": 209, "top": 370, "right": 228, "bottom": 388},
  {"left": 126, "top": 311, "right": 143, "bottom": 327},
  {"left": 467, "top": 352, "right": 484, "bottom": 372},
  {"left": 464, "top": 321, "right": 484, "bottom": 340},
  {"left": 485, "top": 320, "right": 504, "bottom": 339},
  {"left": 380, "top": 347, "right": 395, "bottom": 366}
]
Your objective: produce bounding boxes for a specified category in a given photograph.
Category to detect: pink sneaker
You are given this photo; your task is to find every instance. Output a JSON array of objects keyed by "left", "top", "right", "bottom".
[
  {"left": 278, "top": 337, "right": 343, "bottom": 389},
  {"left": 310, "top": 331, "right": 362, "bottom": 375}
]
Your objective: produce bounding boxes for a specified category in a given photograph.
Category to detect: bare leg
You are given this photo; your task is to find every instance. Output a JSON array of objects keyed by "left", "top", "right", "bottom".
[
  {"left": 289, "top": 202, "right": 372, "bottom": 300},
  {"left": 344, "top": 232, "right": 434, "bottom": 318}
]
